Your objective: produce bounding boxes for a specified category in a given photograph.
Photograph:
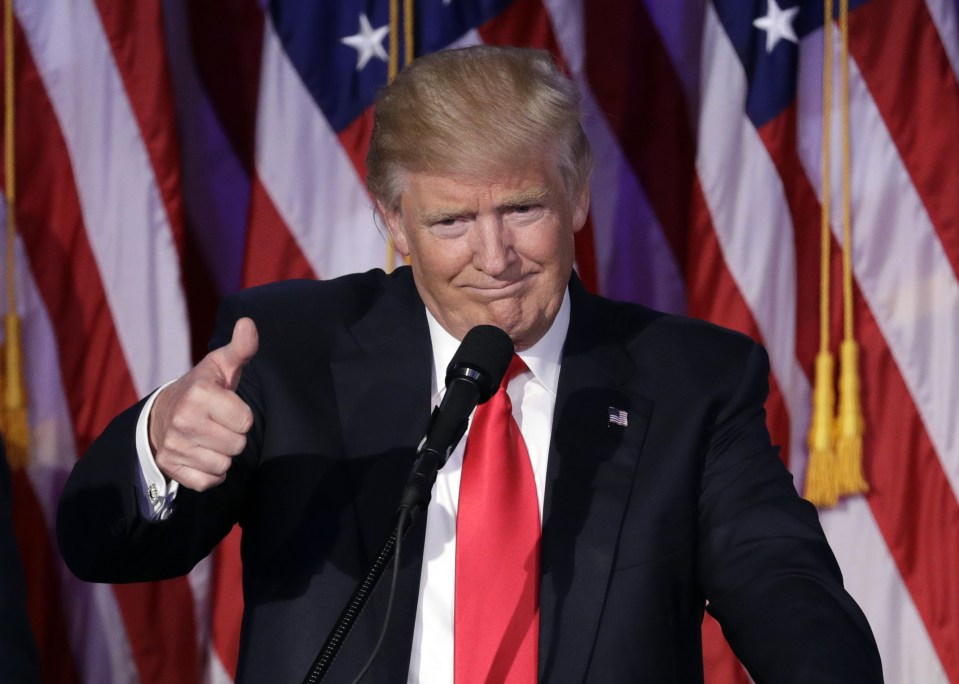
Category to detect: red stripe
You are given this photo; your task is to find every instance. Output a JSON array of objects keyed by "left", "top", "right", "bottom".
[
  {"left": 479, "top": 0, "right": 561, "bottom": 57},
  {"left": 243, "top": 176, "right": 317, "bottom": 287},
  {"left": 185, "top": 0, "right": 264, "bottom": 175},
  {"left": 574, "top": 214, "right": 599, "bottom": 293},
  {"left": 854, "top": 274, "right": 959, "bottom": 682},
  {"left": 583, "top": 0, "right": 695, "bottom": 273},
  {"left": 337, "top": 107, "right": 374, "bottom": 189},
  {"left": 93, "top": 0, "right": 187, "bottom": 255},
  {"left": 13, "top": 19, "right": 200, "bottom": 683},
  {"left": 848, "top": 0, "right": 959, "bottom": 280},
  {"left": 756, "top": 104, "right": 839, "bottom": 382},
  {"left": 211, "top": 526, "right": 244, "bottom": 679},
  {"left": 182, "top": 216, "right": 223, "bottom": 362},
  {"left": 11, "top": 472, "right": 80, "bottom": 683},
  {"left": 702, "top": 613, "right": 750, "bottom": 684}
]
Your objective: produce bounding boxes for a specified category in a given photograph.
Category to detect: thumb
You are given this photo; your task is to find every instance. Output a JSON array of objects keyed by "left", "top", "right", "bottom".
[{"left": 213, "top": 317, "right": 259, "bottom": 390}]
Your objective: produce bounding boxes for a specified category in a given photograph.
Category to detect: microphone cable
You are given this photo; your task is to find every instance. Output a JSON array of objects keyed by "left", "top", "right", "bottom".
[{"left": 348, "top": 505, "right": 412, "bottom": 683}]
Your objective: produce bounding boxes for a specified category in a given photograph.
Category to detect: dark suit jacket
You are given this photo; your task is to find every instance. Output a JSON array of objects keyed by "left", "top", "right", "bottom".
[
  {"left": 1, "top": 438, "right": 41, "bottom": 683},
  {"left": 57, "top": 267, "right": 882, "bottom": 683}
]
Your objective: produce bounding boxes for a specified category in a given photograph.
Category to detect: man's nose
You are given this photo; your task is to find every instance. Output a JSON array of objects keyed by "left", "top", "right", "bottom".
[{"left": 471, "top": 217, "right": 514, "bottom": 275}]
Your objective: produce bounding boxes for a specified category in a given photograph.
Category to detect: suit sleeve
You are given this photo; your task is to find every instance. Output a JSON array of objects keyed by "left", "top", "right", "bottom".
[
  {"left": 697, "top": 343, "right": 883, "bottom": 683},
  {"left": 57, "top": 296, "right": 256, "bottom": 583}
]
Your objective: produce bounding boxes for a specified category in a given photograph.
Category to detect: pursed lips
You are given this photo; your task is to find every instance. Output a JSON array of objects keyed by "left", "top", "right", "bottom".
[{"left": 462, "top": 274, "right": 532, "bottom": 296}]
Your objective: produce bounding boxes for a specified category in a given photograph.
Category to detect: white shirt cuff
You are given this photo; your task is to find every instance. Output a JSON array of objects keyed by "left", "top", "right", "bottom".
[{"left": 135, "top": 381, "right": 179, "bottom": 521}]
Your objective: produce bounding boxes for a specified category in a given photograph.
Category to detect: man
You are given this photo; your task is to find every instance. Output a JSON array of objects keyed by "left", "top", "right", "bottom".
[{"left": 57, "top": 46, "right": 882, "bottom": 682}]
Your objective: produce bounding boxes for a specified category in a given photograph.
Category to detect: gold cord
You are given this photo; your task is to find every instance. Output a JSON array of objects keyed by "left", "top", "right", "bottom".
[
  {"left": 1, "top": 0, "right": 29, "bottom": 469},
  {"left": 385, "top": 0, "right": 414, "bottom": 273},
  {"left": 805, "top": 0, "right": 868, "bottom": 507},
  {"left": 805, "top": 0, "right": 839, "bottom": 507},
  {"left": 834, "top": 0, "right": 868, "bottom": 497}
]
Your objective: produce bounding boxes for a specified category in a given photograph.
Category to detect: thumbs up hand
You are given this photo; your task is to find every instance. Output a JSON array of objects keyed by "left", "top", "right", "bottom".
[{"left": 149, "top": 317, "right": 259, "bottom": 491}]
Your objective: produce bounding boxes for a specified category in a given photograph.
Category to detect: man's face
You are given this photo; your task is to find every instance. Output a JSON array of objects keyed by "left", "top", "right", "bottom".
[{"left": 382, "top": 161, "right": 589, "bottom": 349}]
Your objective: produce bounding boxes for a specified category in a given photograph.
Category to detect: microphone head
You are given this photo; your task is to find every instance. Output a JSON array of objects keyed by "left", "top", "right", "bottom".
[{"left": 446, "top": 325, "right": 514, "bottom": 403}]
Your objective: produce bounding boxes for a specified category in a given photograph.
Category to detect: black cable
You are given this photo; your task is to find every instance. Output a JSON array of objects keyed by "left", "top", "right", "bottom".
[{"left": 349, "top": 505, "right": 411, "bottom": 683}]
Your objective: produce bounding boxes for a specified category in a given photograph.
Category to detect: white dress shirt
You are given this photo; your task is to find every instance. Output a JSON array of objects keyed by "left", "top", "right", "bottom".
[
  {"left": 133, "top": 291, "right": 570, "bottom": 683},
  {"left": 410, "top": 294, "right": 568, "bottom": 683}
]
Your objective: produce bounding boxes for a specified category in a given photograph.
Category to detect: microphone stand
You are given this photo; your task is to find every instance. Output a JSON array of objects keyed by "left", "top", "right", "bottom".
[
  {"left": 302, "top": 504, "right": 417, "bottom": 684},
  {"left": 301, "top": 437, "right": 453, "bottom": 684}
]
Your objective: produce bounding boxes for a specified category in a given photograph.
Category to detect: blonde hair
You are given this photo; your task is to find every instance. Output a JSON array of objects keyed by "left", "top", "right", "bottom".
[{"left": 367, "top": 45, "right": 593, "bottom": 211}]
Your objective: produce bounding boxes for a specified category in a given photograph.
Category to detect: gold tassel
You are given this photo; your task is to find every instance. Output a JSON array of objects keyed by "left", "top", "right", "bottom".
[
  {"left": 832, "top": 0, "right": 867, "bottom": 500},
  {"left": 805, "top": 0, "right": 838, "bottom": 508},
  {"left": 1, "top": 0, "right": 29, "bottom": 469},
  {"left": 834, "top": 340, "right": 868, "bottom": 496},
  {"left": 1, "top": 313, "right": 28, "bottom": 469},
  {"left": 805, "top": 351, "right": 839, "bottom": 507}
]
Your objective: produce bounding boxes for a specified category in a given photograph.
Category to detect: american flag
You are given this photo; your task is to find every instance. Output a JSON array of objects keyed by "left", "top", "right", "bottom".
[{"left": 3, "top": 0, "right": 957, "bottom": 682}]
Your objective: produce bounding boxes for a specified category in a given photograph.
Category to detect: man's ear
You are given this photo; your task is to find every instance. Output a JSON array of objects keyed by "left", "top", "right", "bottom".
[
  {"left": 378, "top": 201, "right": 410, "bottom": 256},
  {"left": 571, "top": 185, "right": 590, "bottom": 234}
]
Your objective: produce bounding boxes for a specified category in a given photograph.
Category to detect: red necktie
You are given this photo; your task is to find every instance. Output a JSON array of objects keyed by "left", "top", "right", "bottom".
[{"left": 455, "top": 354, "right": 540, "bottom": 683}]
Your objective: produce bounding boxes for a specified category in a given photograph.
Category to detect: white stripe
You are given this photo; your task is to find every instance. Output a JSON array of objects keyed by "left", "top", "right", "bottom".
[
  {"left": 696, "top": 3, "right": 811, "bottom": 487},
  {"left": 188, "top": 556, "right": 215, "bottom": 666},
  {"left": 204, "top": 647, "right": 237, "bottom": 684},
  {"left": 255, "top": 18, "right": 390, "bottom": 279},
  {"left": 16, "top": 0, "right": 191, "bottom": 396},
  {"left": 797, "top": 27, "right": 959, "bottom": 502},
  {"left": 924, "top": 0, "right": 959, "bottom": 86},
  {"left": 1, "top": 230, "right": 140, "bottom": 682},
  {"left": 542, "top": 0, "right": 584, "bottom": 73},
  {"left": 821, "top": 499, "right": 949, "bottom": 683},
  {"left": 63, "top": 574, "right": 142, "bottom": 683}
]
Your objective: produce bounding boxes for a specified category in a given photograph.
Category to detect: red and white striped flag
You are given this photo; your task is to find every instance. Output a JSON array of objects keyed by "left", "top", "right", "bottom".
[{"left": 3, "top": 0, "right": 957, "bottom": 682}]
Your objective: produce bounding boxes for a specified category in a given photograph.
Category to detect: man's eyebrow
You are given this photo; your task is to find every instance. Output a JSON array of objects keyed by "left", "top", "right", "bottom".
[
  {"left": 419, "top": 206, "right": 470, "bottom": 224},
  {"left": 499, "top": 188, "right": 549, "bottom": 208}
]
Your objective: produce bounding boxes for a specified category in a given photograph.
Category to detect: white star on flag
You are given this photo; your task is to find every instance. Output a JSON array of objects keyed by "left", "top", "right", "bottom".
[
  {"left": 340, "top": 13, "right": 389, "bottom": 71},
  {"left": 752, "top": 0, "right": 800, "bottom": 53}
]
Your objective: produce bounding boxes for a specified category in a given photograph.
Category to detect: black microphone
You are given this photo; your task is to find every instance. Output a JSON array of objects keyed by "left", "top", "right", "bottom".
[{"left": 398, "top": 325, "right": 514, "bottom": 512}]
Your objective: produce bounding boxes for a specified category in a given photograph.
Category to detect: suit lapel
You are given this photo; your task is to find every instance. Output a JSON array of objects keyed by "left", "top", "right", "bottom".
[
  {"left": 328, "top": 268, "right": 434, "bottom": 681},
  {"left": 538, "top": 280, "right": 653, "bottom": 682}
]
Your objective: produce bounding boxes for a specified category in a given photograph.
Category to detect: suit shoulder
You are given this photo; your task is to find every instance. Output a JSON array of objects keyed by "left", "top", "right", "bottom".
[
  {"left": 581, "top": 292, "right": 765, "bottom": 387},
  {"left": 223, "top": 269, "right": 390, "bottom": 318},
  {"left": 589, "top": 294, "right": 756, "bottom": 354},
  {"left": 209, "top": 268, "right": 411, "bottom": 351}
]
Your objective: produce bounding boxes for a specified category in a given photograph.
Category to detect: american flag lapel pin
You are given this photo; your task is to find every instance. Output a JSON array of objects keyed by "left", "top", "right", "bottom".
[{"left": 608, "top": 407, "right": 628, "bottom": 427}]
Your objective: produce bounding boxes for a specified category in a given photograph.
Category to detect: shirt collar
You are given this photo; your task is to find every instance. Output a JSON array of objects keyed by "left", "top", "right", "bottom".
[{"left": 426, "top": 289, "right": 570, "bottom": 400}]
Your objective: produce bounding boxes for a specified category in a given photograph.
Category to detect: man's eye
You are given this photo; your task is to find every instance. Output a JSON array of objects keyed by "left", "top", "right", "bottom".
[{"left": 513, "top": 205, "right": 533, "bottom": 213}]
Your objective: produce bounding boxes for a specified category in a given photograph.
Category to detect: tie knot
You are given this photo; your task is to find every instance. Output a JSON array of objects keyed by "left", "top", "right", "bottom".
[{"left": 501, "top": 354, "right": 528, "bottom": 389}]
